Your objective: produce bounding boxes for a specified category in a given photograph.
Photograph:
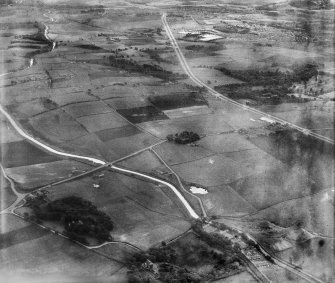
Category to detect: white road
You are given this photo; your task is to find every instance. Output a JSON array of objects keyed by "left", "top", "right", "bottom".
[{"left": 0, "top": 104, "right": 199, "bottom": 219}]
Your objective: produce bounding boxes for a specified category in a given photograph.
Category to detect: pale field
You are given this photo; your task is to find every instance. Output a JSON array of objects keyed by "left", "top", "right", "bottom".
[
  {"left": 139, "top": 113, "right": 235, "bottom": 139},
  {"left": 5, "top": 160, "right": 93, "bottom": 191},
  {"left": 102, "top": 132, "right": 160, "bottom": 159},
  {"left": 200, "top": 184, "right": 256, "bottom": 217},
  {"left": 105, "top": 97, "right": 153, "bottom": 109},
  {"left": 154, "top": 141, "right": 214, "bottom": 166},
  {"left": 172, "top": 154, "right": 253, "bottom": 187},
  {"left": 163, "top": 105, "right": 213, "bottom": 119},
  {"left": 117, "top": 149, "right": 167, "bottom": 174},
  {"left": 0, "top": 116, "right": 24, "bottom": 144},
  {"left": 198, "top": 133, "right": 257, "bottom": 154},
  {"left": 63, "top": 101, "right": 112, "bottom": 118},
  {"left": 76, "top": 111, "right": 130, "bottom": 132},
  {"left": 0, "top": 214, "right": 29, "bottom": 234},
  {"left": 28, "top": 109, "right": 88, "bottom": 143}
]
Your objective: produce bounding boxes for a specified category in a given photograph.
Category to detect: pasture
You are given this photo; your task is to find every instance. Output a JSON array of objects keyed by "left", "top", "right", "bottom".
[{"left": 46, "top": 170, "right": 190, "bottom": 249}]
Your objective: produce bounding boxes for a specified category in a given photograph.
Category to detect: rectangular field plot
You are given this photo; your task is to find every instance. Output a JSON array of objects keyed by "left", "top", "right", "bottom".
[
  {"left": 59, "top": 133, "right": 120, "bottom": 161},
  {"left": 104, "top": 97, "right": 153, "bottom": 110},
  {"left": 102, "top": 132, "right": 160, "bottom": 158},
  {"left": 95, "top": 125, "right": 141, "bottom": 142},
  {"left": 76, "top": 112, "right": 130, "bottom": 132},
  {"left": 163, "top": 106, "right": 212, "bottom": 119},
  {"left": 172, "top": 154, "right": 252, "bottom": 187},
  {"left": 116, "top": 106, "right": 169, "bottom": 124},
  {"left": 63, "top": 101, "right": 112, "bottom": 118},
  {"left": 28, "top": 110, "right": 88, "bottom": 143},
  {"left": 154, "top": 142, "right": 214, "bottom": 166},
  {"left": 93, "top": 85, "right": 147, "bottom": 100},
  {"left": 0, "top": 214, "right": 29, "bottom": 234},
  {"left": 200, "top": 185, "right": 256, "bottom": 217},
  {"left": 6, "top": 100, "right": 51, "bottom": 119},
  {"left": 230, "top": 167, "right": 316, "bottom": 210},
  {"left": 0, "top": 232, "right": 118, "bottom": 280},
  {"left": 5, "top": 160, "right": 93, "bottom": 191},
  {"left": 0, "top": 140, "right": 61, "bottom": 168},
  {"left": 0, "top": 223, "right": 48, "bottom": 250},
  {"left": 222, "top": 148, "right": 285, "bottom": 176},
  {"left": 139, "top": 113, "right": 234, "bottom": 139},
  {"left": 46, "top": 171, "right": 190, "bottom": 249},
  {"left": 198, "top": 133, "right": 257, "bottom": 154},
  {"left": 51, "top": 91, "right": 97, "bottom": 106},
  {"left": 117, "top": 150, "right": 167, "bottom": 175},
  {"left": 148, "top": 92, "right": 207, "bottom": 111},
  {"left": 0, "top": 117, "right": 24, "bottom": 144}
]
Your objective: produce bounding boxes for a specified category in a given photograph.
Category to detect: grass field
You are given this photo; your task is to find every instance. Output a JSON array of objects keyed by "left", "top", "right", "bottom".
[
  {"left": 140, "top": 113, "right": 235, "bottom": 139},
  {"left": 77, "top": 112, "right": 130, "bottom": 133},
  {"left": 0, "top": 140, "right": 61, "bottom": 168},
  {"left": 229, "top": 165, "right": 316, "bottom": 210},
  {"left": 46, "top": 170, "right": 190, "bottom": 249},
  {"left": 247, "top": 188, "right": 334, "bottom": 236},
  {"left": 172, "top": 154, "right": 252, "bottom": 187},
  {"left": 0, "top": 116, "right": 24, "bottom": 144},
  {"left": 5, "top": 160, "right": 94, "bottom": 191},
  {"left": 117, "top": 149, "right": 167, "bottom": 174},
  {"left": 28, "top": 109, "right": 88, "bottom": 143},
  {"left": 0, "top": 227, "right": 120, "bottom": 281},
  {"left": 154, "top": 141, "right": 214, "bottom": 165},
  {"left": 200, "top": 184, "right": 256, "bottom": 217},
  {"left": 63, "top": 101, "right": 112, "bottom": 118}
]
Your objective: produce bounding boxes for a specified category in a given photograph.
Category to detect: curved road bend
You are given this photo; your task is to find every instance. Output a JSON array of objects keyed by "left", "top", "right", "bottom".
[
  {"left": 161, "top": 13, "right": 334, "bottom": 145},
  {"left": 0, "top": 104, "right": 199, "bottom": 219}
]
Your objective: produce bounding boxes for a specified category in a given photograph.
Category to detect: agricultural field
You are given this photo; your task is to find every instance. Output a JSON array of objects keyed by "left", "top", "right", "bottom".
[
  {"left": 4, "top": 160, "right": 94, "bottom": 191},
  {"left": 0, "top": 0, "right": 333, "bottom": 282},
  {"left": 44, "top": 170, "right": 190, "bottom": 249},
  {"left": 0, "top": 215, "right": 121, "bottom": 281}
]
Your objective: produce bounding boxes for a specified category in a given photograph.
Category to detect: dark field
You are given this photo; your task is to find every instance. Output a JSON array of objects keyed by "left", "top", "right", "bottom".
[
  {"left": 95, "top": 125, "right": 141, "bottom": 142},
  {"left": 149, "top": 92, "right": 207, "bottom": 111},
  {"left": 117, "top": 106, "right": 169, "bottom": 123},
  {"left": 0, "top": 140, "right": 61, "bottom": 168}
]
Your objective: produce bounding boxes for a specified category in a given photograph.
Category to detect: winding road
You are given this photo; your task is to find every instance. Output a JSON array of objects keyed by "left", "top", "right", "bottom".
[
  {"left": 0, "top": 104, "right": 199, "bottom": 219},
  {"left": 162, "top": 13, "right": 329, "bottom": 283},
  {"left": 161, "top": 13, "right": 334, "bottom": 145}
]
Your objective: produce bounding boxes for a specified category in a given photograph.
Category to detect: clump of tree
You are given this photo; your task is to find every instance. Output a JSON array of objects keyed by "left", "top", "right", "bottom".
[
  {"left": 167, "top": 131, "right": 200, "bottom": 144},
  {"left": 216, "top": 63, "right": 318, "bottom": 86},
  {"left": 27, "top": 196, "right": 113, "bottom": 244},
  {"left": 215, "top": 62, "right": 319, "bottom": 104},
  {"left": 108, "top": 55, "right": 187, "bottom": 81}
]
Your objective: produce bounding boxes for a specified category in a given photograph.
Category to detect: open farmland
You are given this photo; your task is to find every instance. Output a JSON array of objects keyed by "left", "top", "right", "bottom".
[
  {"left": 0, "top": 0, "right": 333, "bottom": 282},
  {"left": 0, "top": 216, "right": 121, "bottom": 281},
  {"left": 4, "top": 160, "right": 94, "bottom": 191},
  {"left": 0, "top": 140, "right": 61, "bottom": 168},
  {"left": 45, "top": 170, "right": 190, "bottom": 249}
]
